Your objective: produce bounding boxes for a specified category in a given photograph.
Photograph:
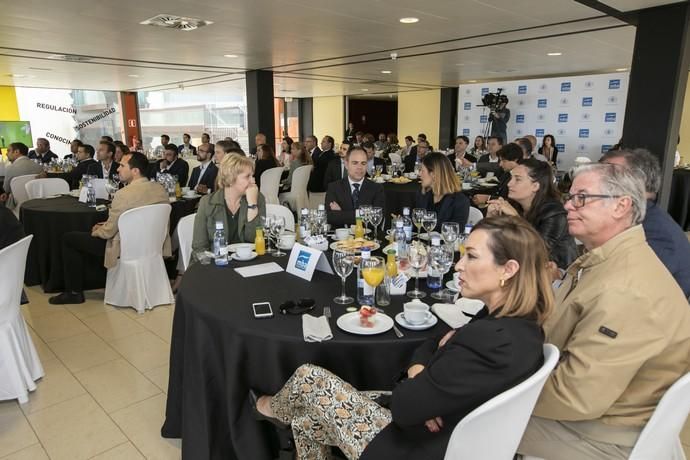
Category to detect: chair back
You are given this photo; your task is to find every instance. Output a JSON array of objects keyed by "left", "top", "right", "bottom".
[
  {"left": 10, "top": 174, "right": 38, "bottom": 208},
  {"left": 266, "top": 204, "right": 296, "bottom": 232},
  {"left": 260, "top": 166, "right": 284, "bottom": 205},
  {"left": 25, "top": 178, "right": 69, "bottom": 199},
  {"left": 468, "top": 206, "right": 483, "bottom": 226},
  {"left": 629, "top": 371, "right": 690, "bottom": 460},
  {"left": 117, "top": 204, "right": 171, "bottom": 261},
  {"left": 282, "top": 165, "right": 312, "bottom": 211},
  {"left": 389, "top": 152, "right": 402, "bottom": 164},
  {"left": 0, "top": 235, "right": 33, "bottom": 324},
  {"left": 176, "top": 213, "right": 196, "bottom": 270},
  {"left": 443, "top": 344, "right": 560, "bottom": 460}
]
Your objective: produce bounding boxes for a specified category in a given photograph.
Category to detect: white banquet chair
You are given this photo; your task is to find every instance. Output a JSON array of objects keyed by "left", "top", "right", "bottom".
[
  {"left": 266, "top": 203, "right": 295, "bottom": 232},
  {"left": 175, "top": 213, "right": 196, "bottom": 271},
  {"left": 279, "top": 164, "right": 312, "bottom": 212},
  {"left": 25, "top": 178, "right": 69, "bottom": 199},
  {"left": 443, "top": 344, "right": 559, "bottom": 460},
  {"left": 104, "top": 204, "right": 174, "bottom": 313},
  {"left": 0, "top": 235, "right": 44, "bottom": 404},
  {"left": 389, "top": 152, "right": 402, "bottom": 164},
  {"left": 10, "top": 174, "right": 38, "bottom": 215},
  {"left": 467, "top": 206, "right": 483, "bottom": 226},
  {"left": 260, "top": 166, "right": 284, "bottom": 205}
]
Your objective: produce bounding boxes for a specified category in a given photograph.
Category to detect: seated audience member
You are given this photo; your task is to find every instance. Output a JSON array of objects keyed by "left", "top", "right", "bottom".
[
  {"left": 416, "top": 152, "right": 470, "bottom": 231},
  {"left": 154, "top": 134, "right": 170, "bottom": 156},
  {"left": 374, "top": 133, "right": 389, "bottom": 152},
  {"left": 469, "top": 135, "right": 486, "bottom": 156},
  {"left": 488, "top": 158, "right": 577, "bottom": 269},
  {"left": 353, "top": 131, "right": 364, "bottom": 147},
  {"left": 401, "top": 135, "right": 415, "bottom": 157},
  {"left": 476, "top": 135, "right": 504, "bottom": 179},
  {"left": 472, "top": 142, "right": 523, "bottom": 207},
  {"left": 253, "top": 215, "right": 552, "bottom": 459},
  {"left": 307, "top": 135, "right": 336, "bottom": 193},
  {"left": 385, "top": 133, "right": 401, "bottom": 156},
  {"left": 539, "top": 134, "right": 559, "bottom": 165},
  {"left": 113, "top": 141, "right": 129, "bottom": 164},
  {"left": 158, "top": 144, "right": 189, "bottom": 186},
  {"left": 517, "top": 137, "right": 548, "bottom": 162},
  {"left": 403, "top": 139, "right": 430, "bottom": 173},
  {"left": 408, "top": 133, "right": 433, "bottom": 160},
  {"left": 68, "top": 143, "right": 98, "bottom": 189},
  {"left": 213, "top": 139, "right": 242, "bottom": 165},
  {"left": 87, "top": 141, "right": 120, "bottom": 180},
  {"left": 601, "top": 148, "right": 690, "bottom": 297},
  {"left": 447, "top": 135, "right": 476, "bottom": 168},
  {"left": 362, "top": 141, "right": 387, "bottom": 175},
  {"left": 65, "top": 139, "right": 83, "bottom": 160},
  {"left": 325, "top": 147, "right": 385, "bottom": 227},
  {"left": 28, "top": 137, "right": 58, "bottom": 164},
  {"left": 279, "top": 136, "right": 294, "bottom": 165},
  {"left": 2, "top": 142, "right": 44, "bottom": 209},
  {"left": 192, "top": 154, "right": 265, "bottom": 254},
  {"left": 345, "top": 122, "right": 356, "bottom": 143},
  {"left": 283, "top": 141, "right": 311, "bottom": 190},
  {"left": 178, "top": 133, "right": 197, "bottom": 156},
  {"left": 251, "top": 132, "right": 267, "bottom": 157},
  {"left": 49, "top": 153, "right": 170, "bottom": 304},
  {"left": 524, "top": 135, "right": 549, "bottom": 162},
  {"left": 187, "top": 143, "right": 218, "bottom": 194},
  {"left": 253, "top": 144, "right": 279, "bottom": 188},
  {"left": 323, "top": 140, "right": 350, "bottom": 189},
  {"left": 517, "top": 163, "right": 690, "bottom": 459},
  {"left": 100, "top": 135, "right": 114, "bottom": 143},
  {"left": 132, "top": 139, "right": 143, "bottom": 153}
]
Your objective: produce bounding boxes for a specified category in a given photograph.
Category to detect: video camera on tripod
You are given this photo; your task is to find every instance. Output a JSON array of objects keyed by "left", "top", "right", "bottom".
[{"left": 481, "top": 88, "right": 509, "bottom": 112}]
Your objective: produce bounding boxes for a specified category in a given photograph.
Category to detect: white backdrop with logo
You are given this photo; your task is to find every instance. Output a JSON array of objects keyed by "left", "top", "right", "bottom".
[{"left": 457, "top": 72, "right": 629, "bottom": 170}]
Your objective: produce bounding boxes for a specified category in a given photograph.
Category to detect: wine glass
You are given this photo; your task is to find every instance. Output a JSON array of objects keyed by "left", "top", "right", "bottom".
[
  {"left": 375, "top": 164, "right": 383, "bottom": 177},
  {"left": 362, "top": 256, "right": 386, "bottom": 306},
  {"left": 370, "top": 207, "right": 383, "bottom": 243},
  {"left": 430, "top": 243, "right": 454, "bottom": 300},
  {"left": 412, "top": 208, "right": 425, "bottom": 241},
  {"left": 271, "top": 216, "right": 286, "bottom": 257},
  {"left": 407, "top": 242, "right": 428, "bottom": 299},
  {"left": 359, "top": 205, "right": 372, "bottom": 237},
  {"left": 104, "top": 179, "right": 118, "bottom": 201},
  {"left": 422, "top": 210, "right": 437, "bottom": 240},
  {"left": 261, "top": 215, "right": 276, "bottom": 255},
  {"left": 441, "top": 222, "right": 459, "bottom": 251},
  {"left": 332, "top": 250, "right": 355, "bottom": 304},
  {"left": 397, "top": 162, "right": 406, "bottom": 177}
]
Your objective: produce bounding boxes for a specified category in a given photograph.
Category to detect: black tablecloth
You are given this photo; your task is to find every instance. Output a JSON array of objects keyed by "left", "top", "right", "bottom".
[
  {"left": 162, "top": 258, "right": 450, "bottom": 460},
  {"left": 383, "top": 181, "right": 419, "bottom": 218},
  {"left": 46, "top": 171, "right": 73, "bottom": 185},
  {"left": 669, "top": 169, "right": 690, "bottom": 230},
  {"left": 21, "top": 196, "right": 109, "bottom": 292}
]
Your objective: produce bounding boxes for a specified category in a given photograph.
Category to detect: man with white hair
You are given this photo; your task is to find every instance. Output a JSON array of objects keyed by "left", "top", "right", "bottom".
[{"left": 518, "top": 163, "right": 690, "bottom": 459}]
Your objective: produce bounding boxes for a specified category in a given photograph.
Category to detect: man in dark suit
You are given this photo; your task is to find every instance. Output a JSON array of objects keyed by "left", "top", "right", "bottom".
[
  {"left": 177, "top": 133, "right": 197, "bottom": 156},
  {"left": 323, "top": 141, "right": 350, "bottom": 189},
  {"left": 305, "top": 135, "right": 322, "bottom": 163},
  {"left": 407, "top": 133, "right": 434, "bottom": 161},
  {"left": 68, "top": 144, "right": 98, "bottom": 189},
  {"left": 325, "top": 147, "right": 386, "bottom": 227},
  {"left": 187, "top": 143, "right": 218, "bottom": 194},
  {"left": 201, "top": 133, "right": 215, "bottom": 156},
  {"left": 344, "top": 122, "right": 356, "bottom": 143},
  {"left": 361, "top": 141, "right": 387, "bottom": 176},
  {"left": 28, "top": 138, "right": 58, "bottom": 164},
  {"left": 87, "top": 141, "right": 120, "bottom": 180},
  {"left": 64, "top": 139, "right": 82, "bottom": 160},
  {"left": 404, "top": 139, "right": 430, "bottom": 173},
  {"left": 308, "top": 135, "right": 336, "bottom": 193},
  {"left": 157, "top": 144, "right": 189, "bottom": 186}
]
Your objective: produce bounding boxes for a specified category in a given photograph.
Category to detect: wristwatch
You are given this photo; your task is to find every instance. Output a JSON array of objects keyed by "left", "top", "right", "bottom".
[{"left": 247, "top": 203, "right": 258, "bottom": 210}]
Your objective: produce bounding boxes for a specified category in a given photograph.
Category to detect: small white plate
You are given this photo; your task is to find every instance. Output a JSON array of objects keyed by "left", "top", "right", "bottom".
[
  {"left": 183, "top": 193, "right": 199, "bottom": 199},
  {"left": 231, "top": 251, "right": 257, "bottom": 261},
  {"left": 336, "top": 312, "right": 394, "bottom": 335},
  {"left": 227, "top": 243, "right": 256, "bottom": 253},
  {"left": 395, "top": 312, "right": 438, "bottom": 331},
  {"left": 445, "top": 280, "right": 459, "bottom": 292}
]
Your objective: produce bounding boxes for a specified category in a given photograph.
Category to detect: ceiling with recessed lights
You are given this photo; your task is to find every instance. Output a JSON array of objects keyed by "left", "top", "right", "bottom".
[{"left": 0, "top": 0, "right": 684, "bottom": 97}]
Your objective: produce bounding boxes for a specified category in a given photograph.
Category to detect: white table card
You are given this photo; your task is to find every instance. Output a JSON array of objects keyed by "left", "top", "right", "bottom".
[
  {"left": 234, "top": 262, "right": 284, "bottom": 278},
  {"left": 286, "top": 243, "right": 333, "bottom": 281}
]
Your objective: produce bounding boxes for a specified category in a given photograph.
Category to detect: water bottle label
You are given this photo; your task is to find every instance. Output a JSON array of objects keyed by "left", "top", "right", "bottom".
[
  {"left": 404, "top": 226, "right": 412, "bottom": 240},
  {"left": 363, "top": 283, "right": 374, "bottom": 296}
]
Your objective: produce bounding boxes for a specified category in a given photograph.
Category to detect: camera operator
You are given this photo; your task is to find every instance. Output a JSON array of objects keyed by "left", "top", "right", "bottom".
[{"left": 489, "top": 99, "right": 510, "bottom": 144}]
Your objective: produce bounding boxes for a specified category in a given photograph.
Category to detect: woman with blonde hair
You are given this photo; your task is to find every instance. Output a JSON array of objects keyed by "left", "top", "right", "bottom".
[
  {"left": 192, "top": 154, "right": 265, "bottom": 253},
  {"left": 250, "top": 215, "right": 552, "bottom": 460},
  {"left": 415, "top": 152, "right": 470, "bottom": 231}
]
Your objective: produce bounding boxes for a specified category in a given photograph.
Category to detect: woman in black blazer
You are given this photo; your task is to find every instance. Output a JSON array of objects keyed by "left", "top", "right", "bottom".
[
  {"left": 251, "top": 216, "right": 553, "bottom": 460},
  {"left": 538, "top": 134, "right": 558, "bottom": 165},
  {"left": 415, "top": 152, "right": 470, "bottom": 231},
  {"left": 253, "top": 144, "right": 279, "bottom": 189}
]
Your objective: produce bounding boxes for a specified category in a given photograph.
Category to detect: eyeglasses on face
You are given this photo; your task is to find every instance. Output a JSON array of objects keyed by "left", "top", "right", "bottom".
[
  {"left": 279, "top": 298, "right": 315, "bottom": 315},
  {"left": 564, "top": 193, "right": 622, "bottom": 208}
]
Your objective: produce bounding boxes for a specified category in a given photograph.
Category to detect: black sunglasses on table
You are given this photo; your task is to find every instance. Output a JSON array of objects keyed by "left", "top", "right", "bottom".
[{"left": 279, "top": 298, "right": 316, "bottom": 315}]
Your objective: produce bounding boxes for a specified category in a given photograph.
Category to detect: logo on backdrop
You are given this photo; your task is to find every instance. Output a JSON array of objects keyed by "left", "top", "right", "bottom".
[
  {"left": 518, "top": 99, "right": 525, "bottom": 107},
  {"left": 463, "top": 102, "right": 472, "bottom": 110},
  {"left": 582, "top": 97, "right": 593, "bottom": 107},
  {"left": 516, "top": 114, "right": 525, "bottom": 123},
  {"left": 518, "top": 85, "right": 527, "bottom": 95},
  {"left": 561, "top": 82, "right": 571, "bottom": 92},
  {"left": 557, "top": 128, "right": 567, "bottom": 136},
  {"left": 603, "top": 128, "right": 615, "bottom": 138},
  {"left": 516, "top": 128, "right": 524, "bottom": 135},
  {"left": 607, "top": 95, "right": 619, "bottom": 105},
  {"left": 584, "top": 80, "right": 595, "bottom": 90},
  {"left": 296, "top": 251, "right": 311, "bottom": 271},
  {"left": 557, "top": 143, "right": 566, "bottom": 153},
  {"left": 559, "top": 97, "right": 570, "bottom": 106},
  {"left": 609, "top": 79, "right": 621, "bottom": 90},
  {"left": 558, "top": 113, "right": 568, "bottom": 123},
  {"left": 605, "top": 112, "right": 616, "bottom": 122},
  {"left": 578, "top": 144, "right": 587, "bottom": 152},
  {"left": 464, "top": 88, "right": 472, "bottom": 95},
  {"left": 463, "top": 115, "right": 471, "bottom": 122},
  {"left": 579, "top": 129, "right": 590, "bottom": 138},
  {"left": 538, "top": 83, "right": 548, "bottom": 93},
  {"left": 601, "top": 145, "right": 613, "bottom": 153},
  {"left": 580, "top": 112, "right": 592, "bottom": 122},
  {"left": 462, "top": 128, "right": 470, "bottom": 136},
  {"left": 535, "top": 128, "right": 545, "bottom": 137},
  {"left": 537, "top": 99, "right": 547, "bottom": 108},
  {"left": 481, "top": 87, "right": 489, "bottom": 96},
  {"left": 537, "top": 113, "right": 546, "bottom": 121},
  {"left": 480, "top": 115, "right": 488, "bottom": 123}
]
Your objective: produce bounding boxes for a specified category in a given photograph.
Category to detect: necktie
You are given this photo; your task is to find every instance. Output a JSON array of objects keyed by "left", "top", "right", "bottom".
[{"left": 352, "top": 183, "right": 360, "bottom": 208}]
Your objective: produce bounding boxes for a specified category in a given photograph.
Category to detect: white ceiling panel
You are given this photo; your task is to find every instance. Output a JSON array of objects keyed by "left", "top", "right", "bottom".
[{"left": 598, "top": 0, "right": 686, "bottom": 12}]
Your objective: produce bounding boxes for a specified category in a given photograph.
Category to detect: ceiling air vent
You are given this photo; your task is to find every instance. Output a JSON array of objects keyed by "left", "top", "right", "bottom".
[
  {"left": 48, "top": 54, "right": 92, "bottom": 62},
  {"left": 140, "top": 14, "right": 213, "bottom": 31}
]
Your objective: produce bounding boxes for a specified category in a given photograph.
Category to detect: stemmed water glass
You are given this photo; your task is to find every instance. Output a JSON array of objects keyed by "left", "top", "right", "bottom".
[
  {"left": 429, "top": 243, "right": 454, "bottom": 300},
  {"left": 271, "top": 216, "right": 286, "bottom": 257},
  {"left": 370, "top": 207, "right": 383, "bottom": 243},
  {"left": 104, "top": 178, "right": 119, "bottom": 201},
  {"left": 407, "top": 242, "right": 428, "bottom": 299},
  {"left": 422, "top": 210, "right": 437, "bottom": 240},
  {"left": 332, "top": 249, "right": 355, "bottom": 304},
  {"left": 359, "top": 205, "right": 372, "bottom": 237},
  {"left": 261, "top": 215, "right": 276, "bottom": 255},
  {"left": 412, "top": 208, "right": 425, "bottom": 241},
  {"left": 441, "top": 222, "right": 460, "bottom": 252}
]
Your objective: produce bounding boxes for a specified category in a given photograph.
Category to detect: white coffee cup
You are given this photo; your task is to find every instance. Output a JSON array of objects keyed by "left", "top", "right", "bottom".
[
  {"left": 235, "top": 243, "right": 253, "bottom": 259},
  {"left": 279, "top": 233, "right": 296, "bottom": 249},
  {"left": 403, "top": 300, "right": 433, "bottom": 325},
  {"left": 181, "top": 187, "right": 190, "bottom": 194},
  {"left": 335, "top": 228, "right": 350, "bottom": 240}
]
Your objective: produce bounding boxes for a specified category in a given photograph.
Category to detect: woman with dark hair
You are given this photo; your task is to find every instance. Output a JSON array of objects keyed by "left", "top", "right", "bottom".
[
  {"left": 469, "top": 135, "right": 486, "bottom": 156},
  {"left": 253, "top": 144, "right": 279, "bottom": 188},
  {"left": 279, "top": 136, "right": 294, "bottom": 165},
  {"left": 113, "top": 142, "right": 129, "bottom": 164},
  {"left": 416, "top": 152, "right": 470, "bottom": 231},
  {"left": 282, "top": 141, "right": 311, "bottom": 190},
  {"left": 385, "top": 133, "right": 401, "bottom": 156},
  {"left": 402, "top": 135, "right": 415, "bottom": 158},
  {"left": 250, "top": 215, "right": 552, "bottom": 460},
  {"left": 538, "top": 134, "right": 558, "bottom": 165},
  {"left": 487, "top": 158, "right": 576, "bottom": 269}
]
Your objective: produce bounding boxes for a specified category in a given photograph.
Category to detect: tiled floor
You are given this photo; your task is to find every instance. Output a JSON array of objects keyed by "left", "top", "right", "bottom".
[
  {"left": 0, "top": 286, "right": 180, "bottom": 460},
  {"left": 1, "top": 285, "right": 689, "bottom": 459}
]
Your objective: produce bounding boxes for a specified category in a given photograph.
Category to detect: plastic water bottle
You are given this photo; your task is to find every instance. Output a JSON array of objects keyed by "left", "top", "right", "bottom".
[
  {"left": 86, "top": 180, "right": 96, "bottom": 207},
  {"left": 393, "top": 220, "right": 408, "bottom": 260},
  {"left": 401, "top": 207, "right": 413, "bottom": 242},
  {"left": 299, "top": 208, "right": 311, "bottom": 242},
  {"left": 357, "top": 249, "right": 374, "bottom": 305},
  {"left": 213, "top": 221, "right": 228, "bottom": 266},
  {"left": 426, "top": 236, "right": 442, "bottom": 290}
]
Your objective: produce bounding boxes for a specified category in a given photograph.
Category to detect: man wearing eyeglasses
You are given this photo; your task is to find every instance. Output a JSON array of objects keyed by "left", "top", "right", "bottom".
[{"left": 517, "top": 163, "right": 690, "bottom": 459}]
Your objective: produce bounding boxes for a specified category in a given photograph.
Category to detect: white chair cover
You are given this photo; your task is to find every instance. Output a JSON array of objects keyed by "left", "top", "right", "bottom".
[
  {"left": 0, "top": 235, "right": 44, "bottom": 404},
  {"left": 443, "top": 344, "right": 560, "bottom": 460},
  {"left": 10, "top": 174, "right": 38, "bottom": 212},
  {"left": 266, "top": 204, "right": 296, "bottom": 232},
  {"left": 389, "top": 152, "right": 402, "bottom": 164},
  {"left": 468, "top": 206, "right": 483, "bottom": 226},
  {"left": 308, "top": 192, "right": 326, "bottom": 210},
  {"left": 78, "top": 178, "right": 109, "bottom": 202},
  {"left": 104, "top": 204, "right": 174, "bottom": 313},
  {"left": 176, "top": 213, "right": 196, "bottom": 271},
  {"left": 185, "top": 159, "right": 201, "bottom": 186},
  {"left": 25, "top": 178, "right": 69, "bottom": 199},
  {"left": 260, "top": 166, "right": 284, "bottom": 205},
  {"left": 279, "top": 165, "right": 312, "bottom": 212},
  {"left": 629, "top": 371, "right": 690, "bottom": 460}
]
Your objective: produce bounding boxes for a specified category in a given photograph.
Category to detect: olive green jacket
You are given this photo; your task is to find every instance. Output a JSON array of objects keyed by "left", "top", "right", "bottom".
[{"left": 192, "top": 189, "right": 266, "bottom": 253}]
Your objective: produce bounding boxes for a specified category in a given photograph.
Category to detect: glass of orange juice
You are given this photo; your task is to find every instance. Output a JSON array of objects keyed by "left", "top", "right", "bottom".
[{"left": 362, "top": 256, "right": 385, "bottom": 305}]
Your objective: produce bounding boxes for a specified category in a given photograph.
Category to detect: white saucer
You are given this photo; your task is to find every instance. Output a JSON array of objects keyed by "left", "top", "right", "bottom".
[
  {"left": 395, "top": 312, "right": 438, "bottom": 330},
  {"left": 445, "top": 280, "right": 459, "bottom": 292},
  {"left": 227, "top": 243, "right": 255, "bottom": 253},
  {"left": 277, "top": 243, "right": 294, "bottom": 250},
  {"left": 183, "top": 193, "right": 199, "bottom": 199},
  {"left": 231, "top": 251, "right": 257, "bottom": 261}
]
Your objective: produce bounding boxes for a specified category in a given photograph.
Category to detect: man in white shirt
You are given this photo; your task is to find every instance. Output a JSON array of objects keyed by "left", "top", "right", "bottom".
[
  {"left": 188, "top": 143, "right": 218, "bottom": 194},
  {"left": 87, "top": 141, "right": 119, "bottom": 180}
]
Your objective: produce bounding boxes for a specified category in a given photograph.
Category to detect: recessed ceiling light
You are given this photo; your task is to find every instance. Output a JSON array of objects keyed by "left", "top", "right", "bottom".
[
  {"left": 5, "top": 73, "right": 31, "bottom": 78},
  {"left": 456, "top": 63, "right": 465, "bottom": 66},
  {"left": 616, "top": 67, "right": 628, "bottom": 71},
  {"left": 381, "top": 70, "right": 392, "bottom": 74},
  {"left": 223, "top": 54, "right": 238, "bottom": 58},
  {"left": 128, "top": 74, "right": 139, "bottom": 78},
  {"left": 547, "top": 52, "right": 562, "bottom": 56},
  {"left": 467, "top": 80, "right": 478, "bottom": 83},
  {"left": 361, "top": 89, "right": 369, "bottom": 91},
  {"left": 399, "top": 17, "right": 419, "bottom": 24}
]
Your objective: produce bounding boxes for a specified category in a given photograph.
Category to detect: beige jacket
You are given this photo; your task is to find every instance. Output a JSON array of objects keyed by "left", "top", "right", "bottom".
[
  {"left": 92, "top": 177, "right": 171, "bottom": 268},
  {"left": 534, "top": 225, "right": 690, "bottom": 428}
]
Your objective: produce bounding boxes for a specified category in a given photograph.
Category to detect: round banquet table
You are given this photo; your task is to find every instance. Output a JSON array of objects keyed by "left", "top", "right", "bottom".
[
  {"left": 669, "top": 168, "right": 690, "bottom": 230},
  {"left": 161, "top": 257, "right": 451, "bottom": 460},
  {"left": 46, "top": 171, "right": 73, "bottom": 184}
]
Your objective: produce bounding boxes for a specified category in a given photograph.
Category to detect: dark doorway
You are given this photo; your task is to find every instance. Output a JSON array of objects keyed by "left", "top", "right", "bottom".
[{"left": 347, "top": 97, "right": 398, "bottom": 139}]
